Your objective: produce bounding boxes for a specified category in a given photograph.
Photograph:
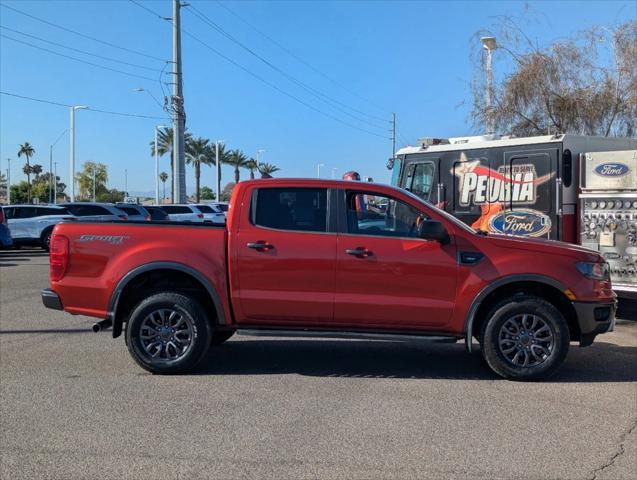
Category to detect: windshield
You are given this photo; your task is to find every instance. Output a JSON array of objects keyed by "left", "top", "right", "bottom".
[{"left": 401, "top": 188, "right": 476, "bottom": 234}]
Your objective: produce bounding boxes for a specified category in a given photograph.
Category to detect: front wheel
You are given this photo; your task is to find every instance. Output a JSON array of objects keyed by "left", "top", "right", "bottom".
[
  {"left": 480, "top": 295, "right": 569, "bottom": 381},
  {"left": 126, "top": 292, "right": 212, "bottom": 374},
  {"left": 41, "top": 228, "right": 53, "bottom": 252}
]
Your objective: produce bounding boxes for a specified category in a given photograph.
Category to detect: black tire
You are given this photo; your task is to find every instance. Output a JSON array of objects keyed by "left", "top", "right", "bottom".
[
  {"left": 126, "top": 291, "right": 212, "bottom": 374},
  {"left": 210, "top": 330, "right": 235, "bottom": 346},
  {"left": 41, "top": 228, "right": 53, "bottom": 252},
  {"left": 480, "top": 295, "right": 569, "bottom": 381}
]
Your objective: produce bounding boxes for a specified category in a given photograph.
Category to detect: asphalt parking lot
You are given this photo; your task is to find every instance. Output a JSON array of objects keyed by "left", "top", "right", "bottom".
[{"left": 1, "top": 248, "right": 635, "bottom": 480}]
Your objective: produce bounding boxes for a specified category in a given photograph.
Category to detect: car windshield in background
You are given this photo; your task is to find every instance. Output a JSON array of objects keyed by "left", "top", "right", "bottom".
[{"left": 118, "top": 207, "right": 142, "bottom": 216}]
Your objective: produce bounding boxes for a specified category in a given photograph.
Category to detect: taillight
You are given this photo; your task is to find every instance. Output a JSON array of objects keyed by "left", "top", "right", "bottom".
[
  {"left": 118, "top": 214, "right": 128, "bottom": 220},
  {"left": 197, "top": 214, "right": 204, "bottom": 219},
  {"left": 50, "top": 235, "right": 70, "bottom": 282},
  {"left": 145, "top": 215, "right": 151, "bottom": 221},
  {"left": 0, "top": 209, "right": 4, "bottom": 223}
]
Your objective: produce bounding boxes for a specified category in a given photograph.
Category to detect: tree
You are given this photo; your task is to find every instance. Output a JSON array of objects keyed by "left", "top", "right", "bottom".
[
  {"left": 17, "top": 142, "right": 35, "bottom": 202},
  {"left": 245, "top": 158, "right": 258, "bottom": 180},
  {"left": 225, "top": 149, "right": 248, "bottom": 183},
  {"left": 199, "top": 186, "right": 216, "bottom": 200},
  {"left": 31, "top": 164, "right": 43, "bottom": 180},
  {"left": 75, "top": 161, "right": 108, "bottom": 201},
  {"left": 0, "top": 171, "right": 7, "bottom": 199},
  {"left": 150, "top": 127, "right": 193, "bottom": 201},
  {"left": 159, "top": 171, "right": 168, "bottom": 202},
  {"left": 8, "top": 174, "right": 66, "bottom": 204},
  {"left": 220, "top": 182, "right": 235, "bottom": 202},
  {"left": 258, "top": 162, "right": 281, "bottom": 178},
  {"left": 96, "top": 188, "right": 125, "bottom": 203},
  {"left": 185, "top": 137, "right": 214, "bottom": 202},
  {"left": 471, "top": 19, "right": 637, "bottom": 136}
]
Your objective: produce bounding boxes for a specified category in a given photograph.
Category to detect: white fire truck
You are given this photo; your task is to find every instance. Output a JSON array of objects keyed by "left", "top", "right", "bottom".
[{"left": 389, "top": 134, "right": 637, "bottom": 296}]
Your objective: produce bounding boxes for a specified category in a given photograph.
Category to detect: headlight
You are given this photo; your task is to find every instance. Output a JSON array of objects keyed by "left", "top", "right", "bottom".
[{"left": 576, "top": 262, "right": 610, "bottom": 281}]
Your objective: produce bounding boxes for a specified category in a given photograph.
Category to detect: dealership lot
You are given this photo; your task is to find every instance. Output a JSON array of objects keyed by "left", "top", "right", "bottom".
[{"left": 1, "top": 248, "right": 635, "bottom": 480}]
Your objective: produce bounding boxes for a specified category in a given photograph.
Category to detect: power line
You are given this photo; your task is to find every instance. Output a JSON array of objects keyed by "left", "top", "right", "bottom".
[
  {"left": 187, "top": 5, "right": 390, "bottom": 131},
  {"left": 0, "top": 3, "right": 166, "bottom": 62},
  {"left": 0, "top": 25, "right": 163, "bottom": 72},
  {"left": 214, "top": 0, "right": 389, "bottom": 116},
  {"left": 182, "top": 31, "right": 389, "bottom": 139},
  {"left": 1, "top": 34, "right": 158, "bottom": 82},
  {"left": 129, "top": 0, "right": 169, "bottom": 20},
  {"left": 0, "top": 91, "right": 170, "bottom": 120}
]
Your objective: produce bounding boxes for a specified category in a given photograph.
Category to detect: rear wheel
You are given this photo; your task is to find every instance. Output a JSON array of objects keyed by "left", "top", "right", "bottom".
[
  {"left": 480, "top": 295, "right": 569, "bottom": 380},
  {"left": 126, "top": 291, "right": 211, "bottom": 374}
]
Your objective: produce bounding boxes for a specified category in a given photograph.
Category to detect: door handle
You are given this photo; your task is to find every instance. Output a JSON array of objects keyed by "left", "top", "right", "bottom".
[
  {"left": 247, "top": 242, "right": 274, "bottom": 251},
  {"left": 346, "top": 248, "right": 372, "bottom": 257}
]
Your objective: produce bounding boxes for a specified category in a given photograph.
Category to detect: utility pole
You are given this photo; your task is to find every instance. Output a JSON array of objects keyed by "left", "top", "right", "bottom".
[
  {"left": 92, "top": 166, "right": 96, "bottom": 202},
  {"left": 50, "top": 130, "right": 66, "bottom": 204},
  {"left": 391, "top": 113, "right": 396, "bottom": 158},
  {"left": 124, "top": 169, "right": 128, "bottom": 197},
  {"left": 154, "top": 125, "right": 169, "bottom": 205},
  {"left": 256, "top": 149, "right": 265, "bottom": 179},
  {"left": 53, "top": 162, "right": 57, "bottom": 204},
  {"left": 172, "top": 0, "right": 186, "bottom": 203},
  {"left": 69, "top": 106, "right": 87, "bottom": 202},
  {"left": 215, "top": 140, "right": 223, "bottom": 201},
  {"left": 317, "top": 163, "right": 324, "bottom": 179}
]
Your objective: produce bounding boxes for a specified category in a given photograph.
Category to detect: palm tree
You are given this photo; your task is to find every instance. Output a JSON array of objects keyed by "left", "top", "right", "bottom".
[
  {"left": 150, "top": 128, "right": 192, "bottom": 201},
  {"left": 185, "top": 137, "right": 214, "bottom": 202},
  {"left": 245, "top": 158, "right": 258, "bottom": 180},
  {"left": 159, "top": 171, "right": 168, "bottom": 202},
  {"left": 225, "top": 149, "right": 249, "bottom": 183},
  {"left": 17, "top": 142, "right": 35, "bottom": 202},
  {"left": 258, "top": 162, "right": 281, "bottom": 178},
  {"left": 32, "top": 164, "right": 43, "bottom": 180}
]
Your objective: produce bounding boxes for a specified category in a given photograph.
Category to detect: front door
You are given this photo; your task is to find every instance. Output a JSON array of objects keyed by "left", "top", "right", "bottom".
[
  {"left": 234, "top": 186, "right": 336, "bottom": 326},
  {"left": 334, "top": 189, "right": 458, "bottom": 330}
]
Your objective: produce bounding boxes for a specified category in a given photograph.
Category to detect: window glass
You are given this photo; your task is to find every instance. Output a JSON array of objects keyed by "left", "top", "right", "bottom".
[
  {"left": 162, "top": 206, "right": 192, "bottom": 214},
  {"left": 119, "top": 207, "right": 140, "bottom": 216},
  {"left": 195, "top": 205, "right": 214, "bottom": 213},
  {"left": 16, "top": 207, "right": 37, "bottom": 219},
  {"left": 390, "top": 157, "right": 402, "bottom": 186},
  {"left": 216, "top": 204, "right": 228, "bottom": 212},
  {"left": 346, "top": 191, "right": 427, "bottom": 238},
  {"left": 66, "top": 205, "right": 110, "bottom": 216},
  {"left": 254, "top": 188, "right": 327, "bottom": 232},
  {"left": 35, "top": 207, "right": 67, "bottom": 216},
  {"left": 146, "top": 207, "right": 168, "bottom": 220},
  {"left": 3, "top": 207, "right": 16, "bottom": 219},
  {"left": 410, "top": 163, "right": 435, "bottom": 200}
]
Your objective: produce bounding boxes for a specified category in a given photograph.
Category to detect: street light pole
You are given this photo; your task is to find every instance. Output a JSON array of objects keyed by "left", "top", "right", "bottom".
[
  {"left": 6, "top": 158, "right": 10, "bottom": 205},
  {"left": 215, "top": 140, "right": 224, "bottom": 201},
  {"left": 92, "top": 166, "right": 96, "bottom": 202},
  {"left": 53, "top": 162, "right": 57, "bottom": 203},
  {"left": 481, "top": 36, "right": 498, "bottom": 135},
  {"left": 317, "top": 163, "right": 325, "bottom": 179},
  {"left": 256, "top": 149, "right": 265, "bottom": 178},
  {"left": 50, "top": 130, "right": 66, "bottom": 204},
  {"left": 69, "top": 106, "right": 87, "bottom": 202},
  {"left": 124, "top": 169, "right": 128, "bottom": 197},
  {"left": 331, "top": 168, "right": 338, "bottom": 179}
]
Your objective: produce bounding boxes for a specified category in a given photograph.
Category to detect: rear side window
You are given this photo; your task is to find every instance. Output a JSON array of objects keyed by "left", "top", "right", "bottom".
[
  {"left": 195, "top": 205, "right": 214, "bottom": 213},
  {"left": 253, "top": 188, "right": 327, "bottom": 232},
  {"left": 15, "top": 207, "right": 38, "bottom": 219},
  {"left": 216, "top": 204, "right": 228, "bottom": 212},
  {"left": 162, "top": 206, "right": 193, "bottom": 214},
  {"left": 118, "top": 207, "right": 140, "bottom": 216},
  {"left": 65, "top": 205, "right": 111, "bottom": 216},
  {"left": 35, "top": 207, "right": 68, "bottom": 216},
  {"left": 146, "top": 207, "right": 168, "bottom": 220}
]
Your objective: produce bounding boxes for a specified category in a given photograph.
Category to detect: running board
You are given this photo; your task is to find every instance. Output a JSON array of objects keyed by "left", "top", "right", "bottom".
[{"left": 236, "top": 328, "right": 458, "bottom": 343}]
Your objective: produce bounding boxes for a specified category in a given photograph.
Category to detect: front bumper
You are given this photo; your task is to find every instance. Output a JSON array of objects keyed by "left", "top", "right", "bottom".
[
  {"left": 572, "top": 300, "right": 616, "bottom": 346},
  {"left": 41, "top": 288, "right": 63, "bottom": 311}
]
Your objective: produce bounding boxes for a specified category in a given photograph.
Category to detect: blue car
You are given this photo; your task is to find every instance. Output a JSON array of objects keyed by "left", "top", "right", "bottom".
[{"left": 0, "top": 207, "right": 12, "bottom": 249}]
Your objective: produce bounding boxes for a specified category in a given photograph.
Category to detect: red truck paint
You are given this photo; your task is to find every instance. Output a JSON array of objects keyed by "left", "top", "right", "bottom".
[{"left": 43, "top": 179, "right": 617, "bottom": 379}]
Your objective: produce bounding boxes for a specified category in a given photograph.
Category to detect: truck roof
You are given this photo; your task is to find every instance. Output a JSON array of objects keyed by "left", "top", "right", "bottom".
[{"left": 394, "top": 133, "right": 632, "bottom": 156}]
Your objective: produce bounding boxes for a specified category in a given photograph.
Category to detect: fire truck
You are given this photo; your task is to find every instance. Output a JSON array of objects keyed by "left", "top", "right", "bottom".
[{"left": 388, "top": 134, "right": 637, "bottom": 296}]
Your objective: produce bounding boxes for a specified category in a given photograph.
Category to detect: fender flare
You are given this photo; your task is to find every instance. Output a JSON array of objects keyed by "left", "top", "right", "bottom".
[
  {"left": 464, "top": 274, "right": 568, "bottom": 352},
  {"left": 107, "top": 261, "right": 227, "bottom": 338}
]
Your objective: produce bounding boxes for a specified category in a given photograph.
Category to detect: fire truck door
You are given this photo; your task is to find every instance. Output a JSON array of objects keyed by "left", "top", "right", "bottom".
[
  {"left": 502, "top": 149, "right": 558, "bottom": 240},
  {"left": 403, "top": 159, "right": 441, "bottom": 205}
]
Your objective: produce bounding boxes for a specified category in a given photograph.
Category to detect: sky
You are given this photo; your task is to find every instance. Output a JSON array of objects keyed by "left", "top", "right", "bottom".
[{"left": 0, "top": 0, "right": 633, "bottom": 196}]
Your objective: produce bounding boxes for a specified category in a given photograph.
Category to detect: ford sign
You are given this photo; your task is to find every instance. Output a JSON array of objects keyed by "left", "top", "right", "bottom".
[
  {"left": 594, "top": 163, "right": 630, "bottom": 177},
  {"left": 488, "top": 209, "right": 552, "bottom": 237}
]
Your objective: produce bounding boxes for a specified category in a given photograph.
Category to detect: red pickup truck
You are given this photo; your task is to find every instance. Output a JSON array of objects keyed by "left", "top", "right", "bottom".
[{"left": 42, "top": 179, "right": 616, "bottom": 380}]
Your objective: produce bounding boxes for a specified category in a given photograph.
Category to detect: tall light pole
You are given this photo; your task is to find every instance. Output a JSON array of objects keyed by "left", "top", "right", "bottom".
[
  {"left": 215, "top": 140, "right": 224, "bottom": 201},
  {"left": 69, "top": 105, "right": 88, "bottom": 202},
  {"left": 6, "top": 158, "right": 10, "bottom": 205},
  {"left": 53, "top": 161, "right": 57, "bottom": 203},
  {"left": 481, "top": 36, "right": 497, "bottom": 135},
  {"left": 331, "top": 168, "right": 338, "bottom": 179},
  {"left": 172, "top": 0, "right": 186, "bottom": 203},
  {"left": 124, "top": 169, "right": 128, "bottom": 197},
  {"left": 154, "top": 125, "right": 169, "bottom": 204},
  {"left": 50, "top": 130, "right": 66, "bottom": 204},
  {"left": 92, "top": 166, "right": 96, "bottom": 202},
  {"left": 256, "top": 149, "right": 265, "bottom": 178},
  {"left": 317, "top": 163, "right": 325, "bottom": 179}
]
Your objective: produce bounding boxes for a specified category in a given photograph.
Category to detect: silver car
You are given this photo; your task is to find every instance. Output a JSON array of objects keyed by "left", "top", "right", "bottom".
[
  {"left": 2, "top": 205, "right": 75, "bottom": 251},
  {"left": 63, "top": 203, "right": 128, "bottom": 222},
  {"left": 160, "top": 204, "right": 204, "bottom": 222},
  {"left": 115, "top": 203, "right": 151, "bottom": 221},
  {"left": 193, "top": 204, "right": 226, "bottom": 224}
]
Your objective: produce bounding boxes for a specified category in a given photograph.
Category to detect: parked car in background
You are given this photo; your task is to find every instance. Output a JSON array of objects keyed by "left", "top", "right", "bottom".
[
  {"left": 144, "top": 206, "right": 170, "bottom": 222},
  {"left": 193, "top": 204, "right": 226, "bottom": 224},
  {"left": 115, "top": 203, "right": 151, "bottom": 221},
  {"left": 0, "top": 207, "right": 13, "bottom": 249},
  {"left": 210, "top": 202, "right": 229, "bottom": 215},
  {"left": 160, "top": 204, "right": 204, "bottom": 222},
  {"left": 63, "top": 203, "right": 128, "bottom": 222},
  {"left": 1, "top": 205, "right": 74, "bottom": 250}
]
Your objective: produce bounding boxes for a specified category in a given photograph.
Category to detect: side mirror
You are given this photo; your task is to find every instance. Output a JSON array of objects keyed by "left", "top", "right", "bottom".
[{"left": 418, "top": 219, "right": 449, "bottom": 244}]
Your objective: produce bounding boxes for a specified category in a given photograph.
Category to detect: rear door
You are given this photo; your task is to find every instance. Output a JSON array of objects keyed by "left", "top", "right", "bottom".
[
  {"left": 8, "top": 207, "right": 37, "bottom": 239},
  {"left": 233, "top": 186, "right": 336, "bottom": 325}
]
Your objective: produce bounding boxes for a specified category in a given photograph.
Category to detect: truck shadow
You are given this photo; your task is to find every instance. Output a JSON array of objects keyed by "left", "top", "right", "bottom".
[{"left": 195, "top": 339, "right": 637, "bottom": 382}]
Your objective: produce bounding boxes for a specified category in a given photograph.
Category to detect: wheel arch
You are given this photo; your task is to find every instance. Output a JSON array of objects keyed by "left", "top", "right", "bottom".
[
  {"left": 107, "top": 262, "right": 227, "bottom": 338},
  {"left": 464, "top": 274, "right": 578, "bottom": 352}
]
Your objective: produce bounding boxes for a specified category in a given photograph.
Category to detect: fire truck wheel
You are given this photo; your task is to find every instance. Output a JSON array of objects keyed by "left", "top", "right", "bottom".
[
  {"left": 480, "top": 295, "right": 570, "bottom": 381},
  {"left": 126, "top": 291, "right": 212, "bottom": 374}
]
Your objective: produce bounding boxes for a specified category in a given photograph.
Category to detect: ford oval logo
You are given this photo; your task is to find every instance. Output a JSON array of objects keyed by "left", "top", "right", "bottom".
[
  {"left": 488, "top": 209, "right": 552, "bottom": 237},
  {"left": 594, "top": 163, "right": 629, "bottom": 177}
]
